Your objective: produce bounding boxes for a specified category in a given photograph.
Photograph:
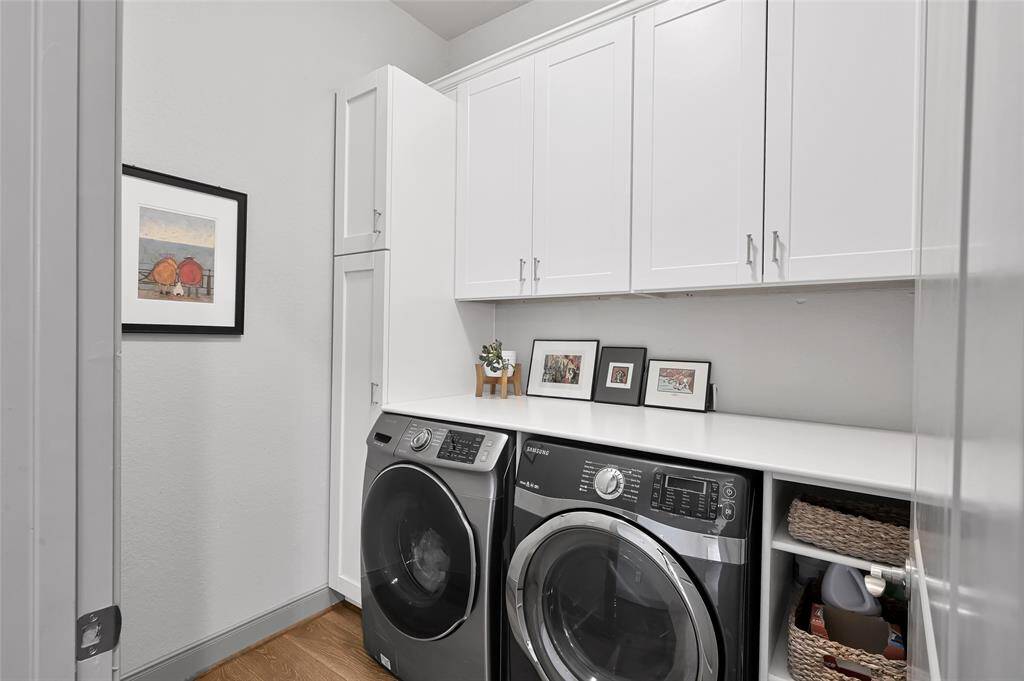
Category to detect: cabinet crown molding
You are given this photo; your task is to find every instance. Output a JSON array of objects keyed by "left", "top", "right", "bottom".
[{"left": 429, "top": 0, "right": 673, "bottom": 93}]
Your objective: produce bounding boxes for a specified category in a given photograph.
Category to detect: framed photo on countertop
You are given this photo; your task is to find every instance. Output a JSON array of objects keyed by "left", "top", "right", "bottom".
[
  {"left": 526, "top": 339, "right": 600, "bottom": 401},
  {"left": 593, "top": 346, "right": 647, "bottom": 406},
  {"left": 642, "top": 359, "right": 712, "bottom": 412}
]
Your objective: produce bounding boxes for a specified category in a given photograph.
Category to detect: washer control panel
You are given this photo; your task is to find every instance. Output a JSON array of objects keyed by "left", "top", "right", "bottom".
[
  {"left": 410, "top": 428, "right": 433, "bottom": 451},
  {"left": 437, "top": 429, "right": 485, "bottom": 464},
  {"left": 389, "top": 418, "right": 509, "bottom": 471}
]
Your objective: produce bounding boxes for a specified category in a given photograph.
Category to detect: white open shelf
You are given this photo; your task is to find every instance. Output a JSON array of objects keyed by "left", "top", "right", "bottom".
[
  {"left": 761, "top": 475, "right": 911, "bottom": 681},
  {"left": 771, "top": 523, "right": 903, "bottom": 572}
]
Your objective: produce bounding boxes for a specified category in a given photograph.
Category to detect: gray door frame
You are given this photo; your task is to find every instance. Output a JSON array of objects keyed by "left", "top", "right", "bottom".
[
  {"left": 0, "top": 1, "right": 120, "bottom": 679},
  {"left": 910, "top": 1, "right": 1024, "bottom": 679}
]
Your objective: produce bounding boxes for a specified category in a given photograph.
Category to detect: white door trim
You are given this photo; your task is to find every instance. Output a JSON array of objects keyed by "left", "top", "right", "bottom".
[
  {"left": 77, "top": 1, "right": 121, "bottom": 680},
  {"left": 1, "top": 1, "right": 81, "bottom": 678},
  {"left": 0, "top": 1, "right": 119, "bottom": 679}
]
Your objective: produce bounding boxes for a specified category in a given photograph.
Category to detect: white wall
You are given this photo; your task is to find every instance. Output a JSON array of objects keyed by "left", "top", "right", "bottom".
[
  {"left": 495, "top": 288, "right": 915, "bottom": 430},
  {"left": 446, "top": 0, "right": 614, "bottom": 71},
  {"left": 119, "top": 1, "right": 449, "bottom": 674}
]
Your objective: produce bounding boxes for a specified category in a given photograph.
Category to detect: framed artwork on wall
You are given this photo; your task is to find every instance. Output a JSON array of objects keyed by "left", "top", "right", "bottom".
[
  {"left": 593, "top": 346, "right": 647, "bottom": 406},
  {"left": 642, "top": 359, "right": 712, "bottom": 412},
  {"left": 121, "top": 165, "right": 247, "bottom": 334},
  {"left": 526, "top": 339, "right": 600, "bottom": 401}
]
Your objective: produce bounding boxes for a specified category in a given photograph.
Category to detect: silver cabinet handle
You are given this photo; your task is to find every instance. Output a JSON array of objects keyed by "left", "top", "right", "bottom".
[
  {"left": 519, "top": 258, "right": 526, "bottom": 282},
  {"left": 533, "top": 257, "right": 540, "bottom": 282},
  {"left": 372, "top": 209, "right": 382, "bottom": 236},
  {"left": 745, "top": 233, "right": 754, "bottom": 265},
  {"left": 369, "top": 381, "right": 380, "bottom": 405},
  {"left": 770, "top": 230, "right": 781, "bottom": 263}
]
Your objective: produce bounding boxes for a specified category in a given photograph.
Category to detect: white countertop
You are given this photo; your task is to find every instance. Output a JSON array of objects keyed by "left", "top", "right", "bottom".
[{"left": 384, "top": 394, "right": 914, "bottom": 496}]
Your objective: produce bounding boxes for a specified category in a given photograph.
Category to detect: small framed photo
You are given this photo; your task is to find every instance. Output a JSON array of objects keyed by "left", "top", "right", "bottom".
[
  {"left": 526, "top": 339, "right": 600, "bottom": 401},
  {"left": 643, "top": 359, "right": 712, "bottom": 412},
  {"left": 593, "top": 346, "right": 647, "bottom": 406},
  {"left": 121, "top": 165, "right": 247, "bottom": 334}
]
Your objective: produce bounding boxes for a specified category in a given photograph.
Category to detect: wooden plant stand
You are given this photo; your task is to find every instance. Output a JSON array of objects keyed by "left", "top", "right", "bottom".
[{"left": 475, "top": 363, "right": 522, "bottom": 399}]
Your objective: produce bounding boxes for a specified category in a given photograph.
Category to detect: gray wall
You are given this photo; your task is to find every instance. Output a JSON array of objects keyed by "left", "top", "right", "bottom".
[
  {"left": 496, "top": 288, "right": 915, "bottom": 430},
  {"left": 119, "top": 1, "right": 449, "bottom": 674}
]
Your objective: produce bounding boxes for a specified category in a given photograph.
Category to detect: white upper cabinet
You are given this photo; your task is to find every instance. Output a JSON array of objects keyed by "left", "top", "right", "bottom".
[
  {"left": 449, "top": 0, "right": 922, "bottom": 298},
  {"left": 764, "top": 0, "right": 923, "bottom": 283},
  {"left": 455, "top": 59, "right": 534, "bottom": 299},
  {"left": 631, "top": 0, "right": 766, "bottom": 291},
  {"left": 335, "top": 69, "right": 388, "bottom": 255},
  {"left": 532, "top": 18, "right": 633, "bottom": 296}
]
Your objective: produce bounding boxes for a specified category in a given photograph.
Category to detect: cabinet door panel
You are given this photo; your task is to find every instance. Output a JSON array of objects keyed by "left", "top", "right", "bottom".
[
  {"left": 455, "top": 60, "right": 534, "bottom": 299},
  {"left": 329, "top": 252, "right": 387, "bottom": 603},
  {"left": 532, "top": 18, "right": 632, "bottom": 296},
  {"left": 335, "top": 70, "right": 388, "bottom": 255},
  {"left": 632, "top": 0, "right": 766, "bottom": 291},
  {"left": 764, "top": 0, "right": 922, "bottom": 282}
]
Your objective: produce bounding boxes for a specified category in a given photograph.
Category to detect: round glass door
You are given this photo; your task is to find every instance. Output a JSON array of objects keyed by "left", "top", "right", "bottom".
[
  {"left": 507, "top": 512, "right": 718, "bottom": 681},
  {"left": 362, "top": 463, "right": 476, "bottom": 640}
]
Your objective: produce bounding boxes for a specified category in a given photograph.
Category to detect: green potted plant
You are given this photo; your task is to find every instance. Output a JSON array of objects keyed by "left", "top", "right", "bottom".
[{"left": 479, "top": 340, "right": 516, "bottom": 377}]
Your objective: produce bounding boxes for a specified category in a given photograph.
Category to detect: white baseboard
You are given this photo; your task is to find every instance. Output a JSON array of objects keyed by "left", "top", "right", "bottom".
[
  {"left": 334, "top": 575, "right": 361, "bottom": 607},
  {"left": 122, "top": 586, "right": 343, "bottom": 681}
]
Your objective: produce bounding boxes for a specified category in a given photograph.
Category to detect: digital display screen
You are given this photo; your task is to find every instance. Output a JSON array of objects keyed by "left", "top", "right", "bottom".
[{"left": 666, "top": 476, "right": 706, "bottom": 494}]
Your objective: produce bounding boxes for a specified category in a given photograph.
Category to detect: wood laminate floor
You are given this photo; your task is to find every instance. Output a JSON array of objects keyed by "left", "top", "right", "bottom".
[{"left": 198, "top": 604, "right": 393, "bottom": 681}]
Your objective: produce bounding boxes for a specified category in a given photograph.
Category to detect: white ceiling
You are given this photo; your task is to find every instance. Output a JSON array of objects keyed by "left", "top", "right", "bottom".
[{"left": 394, "top": 0, "right": 530, "bottom": 40}]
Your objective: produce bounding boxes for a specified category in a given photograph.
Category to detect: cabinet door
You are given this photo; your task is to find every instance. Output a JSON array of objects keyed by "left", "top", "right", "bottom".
[
  {"left": 335, "top": 69, "right": 388, "bottom": 255},
  {"left": 329, "top": 251, "right": 388, "bottom": 603},
  {"left": 764, "top": 0, "right": 922, "bottom": 282},
  {"left": 455, "top": 59, "right": 534, "bottom": 299},
  {"left": 632, "top": 0, "right": 766, "bottom": 291},
  {"left": 532, "top": 18, "right": 633, "bottom": 296}
]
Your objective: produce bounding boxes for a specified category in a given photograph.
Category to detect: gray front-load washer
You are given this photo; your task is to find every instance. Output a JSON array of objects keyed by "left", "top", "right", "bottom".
[
  {"left": 360, "top": 413, "right": 513, "bottom": 681},
  {"left": 506, "top": 438, "right": 760, "bottom": 681}
]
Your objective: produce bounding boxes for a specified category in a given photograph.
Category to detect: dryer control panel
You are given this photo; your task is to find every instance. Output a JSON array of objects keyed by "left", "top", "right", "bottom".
[
  {"left": 518, "top": 438, "right": 753, "bottom": 539},
  {"left": 651, "top": 472, "right": 735, "bottom": 522}
]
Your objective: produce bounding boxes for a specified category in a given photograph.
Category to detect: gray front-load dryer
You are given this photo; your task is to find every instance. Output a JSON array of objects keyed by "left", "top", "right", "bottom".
[
  {"left": 506, "top": 439, "right": 760, "bottom": 681},
  {"left": 360, "top": 413, "right": 513, "bottom": 681}
]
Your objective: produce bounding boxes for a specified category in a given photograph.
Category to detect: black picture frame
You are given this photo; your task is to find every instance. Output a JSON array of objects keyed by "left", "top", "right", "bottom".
[
  {"left": 121, "top": 165, "right": 247, "bottom": 335},
  {"left": 593, "top": 346, "right": 647, "bottom": 406},
  {"left": 526, "top": 339, "right": 601, "bottom": 401},
  {"left": 641, "top": 359, "right": 713, "bottom": 413}
]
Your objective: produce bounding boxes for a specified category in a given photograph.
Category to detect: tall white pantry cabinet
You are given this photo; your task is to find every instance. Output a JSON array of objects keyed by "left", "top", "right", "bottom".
[{"left": 329, "top": 66, "right": 492, "bottom": 603}]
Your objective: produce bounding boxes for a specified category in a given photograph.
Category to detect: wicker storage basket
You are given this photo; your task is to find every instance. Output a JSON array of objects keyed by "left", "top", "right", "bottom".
[
  {"left": 788, "top": 582, "right": 907, "bottom": 681},
  {"left": 788, "top": 495, "right": 910, "bottom": 566}
]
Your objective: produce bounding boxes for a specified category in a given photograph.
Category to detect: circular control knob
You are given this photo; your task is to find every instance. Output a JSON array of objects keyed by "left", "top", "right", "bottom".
[
  {"left": 410, "top": 428, "right": 432, "bottom": 451},
  {"left": 593, "top": 467, "right": 625, "bottom": 500}
]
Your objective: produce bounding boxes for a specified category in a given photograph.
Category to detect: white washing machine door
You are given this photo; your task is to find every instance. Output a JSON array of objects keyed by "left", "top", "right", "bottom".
[
  {"left": 362, "top": 462, "right": 477, "bottom": 641},
  {"left": 506, "top": 511, "right": 719, "bottom": 681}
]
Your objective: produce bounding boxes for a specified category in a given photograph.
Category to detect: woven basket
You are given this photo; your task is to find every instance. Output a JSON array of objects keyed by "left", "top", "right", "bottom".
[
  {"left": 788, "top": 583, "right": 907, "bottom": 681},
  {"left": 788, "top": 496, "right": 910, "bottom": 566}
]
